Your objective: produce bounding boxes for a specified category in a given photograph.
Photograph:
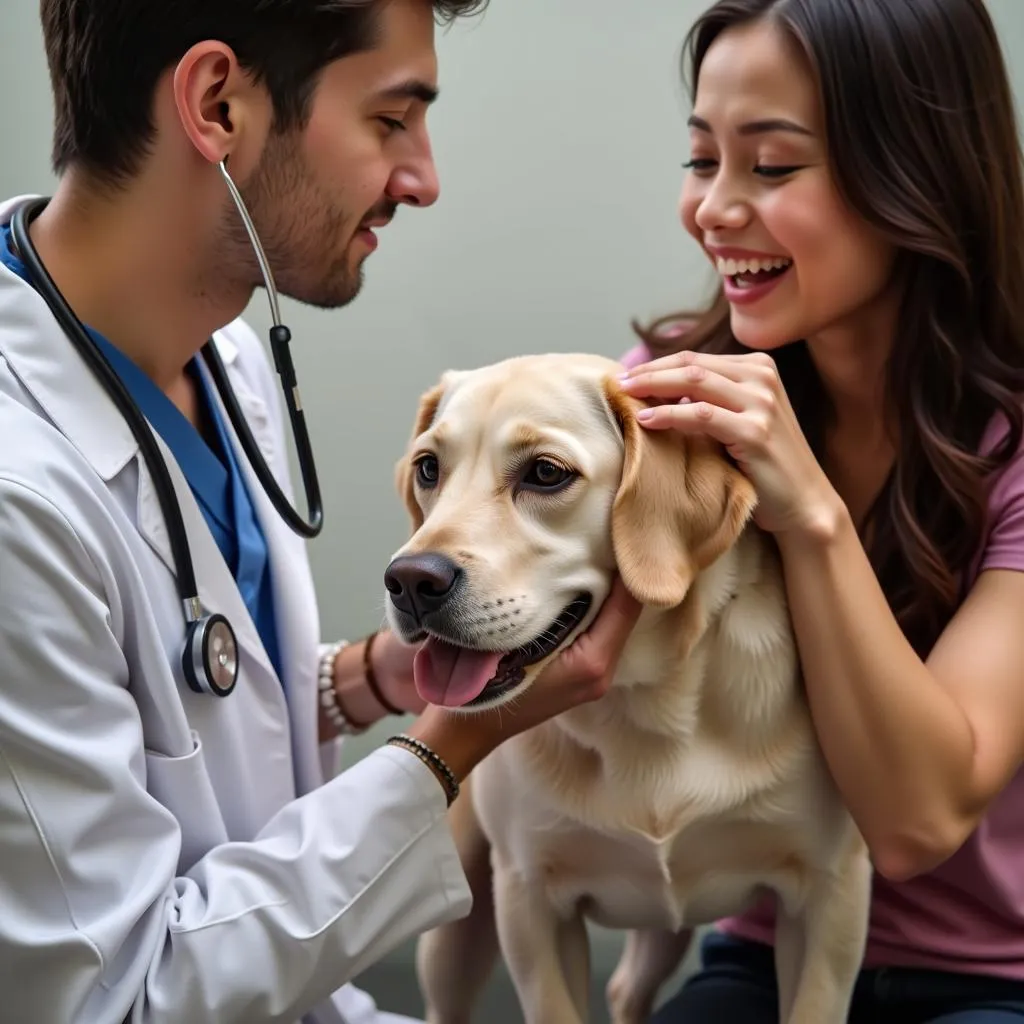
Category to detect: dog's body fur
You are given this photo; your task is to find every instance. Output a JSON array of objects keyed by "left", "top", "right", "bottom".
[{"left": 384, "top": 354, "right": 871, "bottom": 1024}]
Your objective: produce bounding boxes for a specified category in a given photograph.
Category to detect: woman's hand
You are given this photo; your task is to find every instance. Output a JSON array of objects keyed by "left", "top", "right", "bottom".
[
  {"left": 619, "top": 349, "right": 840, "bottom": 537},
  {"left": 406, "top": 577, "right": 642, "bottom": 781}
]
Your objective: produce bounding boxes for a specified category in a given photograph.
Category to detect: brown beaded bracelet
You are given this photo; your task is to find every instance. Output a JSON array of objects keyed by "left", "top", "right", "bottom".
[
  {"left": 386, "top": 733, "right": 460, "bottom": 807},
  {"left": 363, "top": 630, "right": 405, "bottom": 717}
]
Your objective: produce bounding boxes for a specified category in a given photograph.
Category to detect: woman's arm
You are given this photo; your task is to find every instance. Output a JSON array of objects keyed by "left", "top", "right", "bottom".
[
  {"left": 619, "top": 349, "right": 1024, "bottom": 883},
  {"left": 778, "top": 503, "right": 1024, "bottom": 881}
]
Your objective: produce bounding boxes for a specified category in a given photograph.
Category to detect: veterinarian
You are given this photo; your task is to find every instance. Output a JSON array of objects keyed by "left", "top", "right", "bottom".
[
  {"left": 619, "top": 0, "right": 1024, "bottom": 1021},
  {"left": 0, "top": 2, "right": 642, "bottom": 1022}
]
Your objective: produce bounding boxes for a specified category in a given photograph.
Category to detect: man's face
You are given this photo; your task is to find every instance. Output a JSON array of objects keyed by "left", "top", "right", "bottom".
[{"left": 224, "top": 0, "right": 441, "bottom": 309}]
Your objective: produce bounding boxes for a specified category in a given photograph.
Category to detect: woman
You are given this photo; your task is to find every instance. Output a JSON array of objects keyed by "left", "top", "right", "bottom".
[{"left": 619, "top": 0, "right": 1024, "bottom": 1021}]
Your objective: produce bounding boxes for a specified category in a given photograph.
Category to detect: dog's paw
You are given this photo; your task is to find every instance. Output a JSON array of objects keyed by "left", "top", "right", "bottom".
[{"left": 606, "top": 968, "right": 652, "bottom": 1024}]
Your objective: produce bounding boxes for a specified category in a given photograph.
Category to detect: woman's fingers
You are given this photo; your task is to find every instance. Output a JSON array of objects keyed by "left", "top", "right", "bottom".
[
  {"left": 619, "top": 364, "right": 752, "bottom": 412},
  {"left": 623, "top": 349, "right": 779, "bottom": 386},
  {"left": 636, "top": 401, "right": 767, "bottom": 449}
]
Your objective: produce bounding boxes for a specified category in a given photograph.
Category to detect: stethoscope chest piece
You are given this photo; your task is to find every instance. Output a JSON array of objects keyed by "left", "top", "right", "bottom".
[{"left": 183, "top": 613, "right": 240, "bottom": 698}]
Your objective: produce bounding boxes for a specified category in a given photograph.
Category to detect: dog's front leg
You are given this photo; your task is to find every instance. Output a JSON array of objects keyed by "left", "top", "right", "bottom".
[
  {"left": 606, "top": 928, "right": 694, "bottom": 1024},
  {"left": 774, "top": 836, "right": 872, "bottom": 1024},
  {"left": 493, "top": 856, "right": 590, "bottom": 1024},
  {"left": 416, "top": 776, "right": 498, "bottom": 1024}
]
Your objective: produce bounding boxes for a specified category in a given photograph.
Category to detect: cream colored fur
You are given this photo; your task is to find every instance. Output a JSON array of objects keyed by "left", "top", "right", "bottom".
[{"left": 385, "top": 353, "right": 871, "bottom": 1024}]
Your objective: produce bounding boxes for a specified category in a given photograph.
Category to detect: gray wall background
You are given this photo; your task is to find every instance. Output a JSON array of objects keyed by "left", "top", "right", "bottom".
[{"left": 3, "top": 2, "right": 1024, "bottom": 1019}]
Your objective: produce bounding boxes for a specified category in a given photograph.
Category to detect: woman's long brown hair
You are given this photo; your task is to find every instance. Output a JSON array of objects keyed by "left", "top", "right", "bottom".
[{"left": 636, "top": 0, "right": 1024, "bottom": 655}]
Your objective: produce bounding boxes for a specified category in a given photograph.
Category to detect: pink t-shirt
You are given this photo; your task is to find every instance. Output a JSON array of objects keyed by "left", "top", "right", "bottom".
[{"left": 621, "top": 341, "right": 1024, "bottom": 980}]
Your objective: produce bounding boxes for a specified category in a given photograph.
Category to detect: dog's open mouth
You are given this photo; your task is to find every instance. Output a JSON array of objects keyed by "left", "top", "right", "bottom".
[{"left": 412, "top": 595, "right": 593, "bottom": 708}]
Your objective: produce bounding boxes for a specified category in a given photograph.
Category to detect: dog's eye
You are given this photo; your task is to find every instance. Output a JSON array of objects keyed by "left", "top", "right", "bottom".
[
  {"left": 414, "top": 455, "right": 440, "bottom": 488},
  {"left": 521, "top": 458, "right": 576, "bottom": 492}
]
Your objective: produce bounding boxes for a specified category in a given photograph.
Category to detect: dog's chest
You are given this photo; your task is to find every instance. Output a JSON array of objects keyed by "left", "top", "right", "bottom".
[
  {"left": 476, "top": 740, "right": 820, "bottom": 933},
  {"left": 520, "top": 812, "right": 811, "bottom": 933}
]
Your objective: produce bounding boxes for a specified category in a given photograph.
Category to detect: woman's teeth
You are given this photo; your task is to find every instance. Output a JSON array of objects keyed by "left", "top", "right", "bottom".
[
  {"left": 717, "top": 256, "right": 792, "bottom": 276},
  {"left": 716, "top": 256, "right": 793, "bottom": 288}
]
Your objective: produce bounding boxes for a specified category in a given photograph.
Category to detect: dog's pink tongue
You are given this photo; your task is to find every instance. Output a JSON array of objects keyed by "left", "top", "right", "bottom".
[{"left": 413, "top": 638, "right": 503, "bottom": 708}]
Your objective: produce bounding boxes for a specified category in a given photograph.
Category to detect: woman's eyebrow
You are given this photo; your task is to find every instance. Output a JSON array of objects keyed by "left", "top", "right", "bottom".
[{"left": 687, "top": 113, "right": 813, "bottom": 137}]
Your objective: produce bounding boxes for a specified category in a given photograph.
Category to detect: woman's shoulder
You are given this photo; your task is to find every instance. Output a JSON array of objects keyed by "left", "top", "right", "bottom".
[
  {"left": 971, "top": 408, "right": 1024, "bottom": 579},
  {"left": 980, "top": 408, "right": 1024, "bottom": 488},
  {"left": 619, "top": 342, "right": 653, "bottom": 369},
  {"left": 619, "top": 315, "right": 702, "bottom": 370}
]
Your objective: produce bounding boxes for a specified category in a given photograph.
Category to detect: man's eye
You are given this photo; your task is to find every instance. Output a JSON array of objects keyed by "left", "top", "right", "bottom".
[{"left": 379, "top": 117, "right": 407, "bottom": 132}]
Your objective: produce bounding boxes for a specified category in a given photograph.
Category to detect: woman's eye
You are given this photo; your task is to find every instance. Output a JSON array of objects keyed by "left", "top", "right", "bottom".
[
  {"left": 754, "top": 164, "right": 801, "bottom": 178},
  {"left": 415, "top": 455, "right": 439, "bottom": 488},
  {"left": 683, "top": 158, "right": 717, "bottom": 174},
  {"left": 521, "top": 459, "right": 577, "bottom": 492},
  {"left": 684, "top": 159, "right": 802, "bottom": 179}
]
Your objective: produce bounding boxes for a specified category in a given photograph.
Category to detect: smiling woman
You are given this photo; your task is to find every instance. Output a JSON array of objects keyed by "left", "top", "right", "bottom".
[{"left": 619, "top": 0, "right": 1024, "bottom": 1022}]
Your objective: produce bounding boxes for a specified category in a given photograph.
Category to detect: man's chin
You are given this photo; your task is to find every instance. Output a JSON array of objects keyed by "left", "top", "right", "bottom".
[{"left": 286, "top": 269, "right": 364, "bottom": 311}]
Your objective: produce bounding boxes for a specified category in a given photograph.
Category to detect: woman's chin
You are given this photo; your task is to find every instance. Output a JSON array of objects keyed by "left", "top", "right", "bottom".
[{"left": 729, "top": 309, "right": 802, "bottom": 351}]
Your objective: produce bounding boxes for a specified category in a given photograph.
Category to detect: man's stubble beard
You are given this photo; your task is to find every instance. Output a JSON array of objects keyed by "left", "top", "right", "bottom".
[{"left": 212, "top": 134, "right": 365, "bottom": 312}]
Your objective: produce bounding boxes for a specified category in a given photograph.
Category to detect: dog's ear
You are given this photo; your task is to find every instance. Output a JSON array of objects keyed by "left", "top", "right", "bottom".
[
  {"left": 602, "top": 378, "right": 758, "bottom": 608},
  {"left": 394, "top": 382, "right": 446, "bottom": 531}
]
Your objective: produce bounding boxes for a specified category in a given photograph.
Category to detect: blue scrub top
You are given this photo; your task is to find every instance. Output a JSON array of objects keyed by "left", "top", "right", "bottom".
[{"left": 0, "top": 223, "right": 284, "bottom": 682}]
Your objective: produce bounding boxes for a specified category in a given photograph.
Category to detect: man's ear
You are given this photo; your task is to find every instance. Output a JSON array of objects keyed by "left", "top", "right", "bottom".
[
  {"left": 602, "top": 378, "right": 758, "bottom": 608},
  {"left": 394, "top": 381, "right": 446, "bottom": 531},
  {"left": 171, "top": 41, "right": 269, "bottom": 169}
]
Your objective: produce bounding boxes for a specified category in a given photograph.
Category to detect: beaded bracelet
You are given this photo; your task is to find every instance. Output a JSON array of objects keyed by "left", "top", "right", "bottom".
[
  {"left": 386, "top": 733, "right": 460, "bottom": 807},
  {"left": 318, "top": 641, "right": 371, "bottom": 735}
]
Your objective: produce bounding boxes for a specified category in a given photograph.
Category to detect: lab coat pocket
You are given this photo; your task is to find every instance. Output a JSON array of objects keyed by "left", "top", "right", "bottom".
[{"left": 144, "top": 731, "right": 230, "bottom": 874}]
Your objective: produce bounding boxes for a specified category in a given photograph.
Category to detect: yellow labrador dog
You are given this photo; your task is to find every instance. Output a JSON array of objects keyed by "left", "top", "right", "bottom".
[{"left": 383, "top": 353, "right": 870, "bottom": 1024}]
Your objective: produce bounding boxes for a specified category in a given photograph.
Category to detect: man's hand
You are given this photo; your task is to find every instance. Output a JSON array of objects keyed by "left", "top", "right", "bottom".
[
  {"left": 406, "top": 577, "right": 642, "bottom": 780},
  {"left": 370, "top": 629, "right": 426, "bottom": 715}
]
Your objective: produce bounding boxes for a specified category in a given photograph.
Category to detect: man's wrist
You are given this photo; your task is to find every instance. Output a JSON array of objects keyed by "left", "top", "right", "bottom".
[
  {"left": 332, "top": 640, "right": 390, "bottom": 729},
  {"left": 404, "top": 706, "right": 500, "bottom": 785},
  {"left": 362, "top": 630, "right": 406, "bottom": 716}
]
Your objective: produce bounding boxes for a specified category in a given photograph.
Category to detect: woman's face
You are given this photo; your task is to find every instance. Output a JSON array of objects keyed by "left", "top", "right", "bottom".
[{"left": 681, "top": 18, "right": 898, "bottom": 351}]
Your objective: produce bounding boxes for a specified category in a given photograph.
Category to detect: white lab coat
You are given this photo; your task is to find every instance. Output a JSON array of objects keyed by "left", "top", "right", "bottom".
[{"left": 0, "top": 195, "right": 471, "bottom": 1024}]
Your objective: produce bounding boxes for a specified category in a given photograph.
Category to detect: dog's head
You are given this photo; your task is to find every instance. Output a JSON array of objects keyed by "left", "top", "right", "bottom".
[{"left": 384, "top": 353, "right": 757, "bottom": 711}]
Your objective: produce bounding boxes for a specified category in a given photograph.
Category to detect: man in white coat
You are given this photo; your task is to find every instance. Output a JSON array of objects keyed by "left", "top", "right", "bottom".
[{"left": 0, "top": 1, "right": 642, "bottom": 1022}]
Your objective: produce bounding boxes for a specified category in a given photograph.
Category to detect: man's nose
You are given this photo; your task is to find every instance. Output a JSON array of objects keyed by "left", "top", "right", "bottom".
[{"left": 387, "top": 145, "right": 441, "bottom": 208}]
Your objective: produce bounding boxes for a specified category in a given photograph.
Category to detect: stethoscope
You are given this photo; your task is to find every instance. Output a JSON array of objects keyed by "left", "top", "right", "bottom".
[{"left": 9, "top": 160, "right": 324, "bottom": 698}]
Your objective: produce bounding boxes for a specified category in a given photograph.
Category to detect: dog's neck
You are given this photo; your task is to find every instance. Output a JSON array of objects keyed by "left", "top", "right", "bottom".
[{"left": 529, "top": 528, "right": 799, "bottom": 780}]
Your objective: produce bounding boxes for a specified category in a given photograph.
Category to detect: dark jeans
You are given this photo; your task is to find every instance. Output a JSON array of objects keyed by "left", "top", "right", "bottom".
[{"left": 651, "top": 933, "right": 1024, "bottom": 1023}]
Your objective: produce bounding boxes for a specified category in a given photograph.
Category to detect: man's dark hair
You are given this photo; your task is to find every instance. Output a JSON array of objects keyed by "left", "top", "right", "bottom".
[{"left": 41, "top": 0, "right": 486, "bottom": 186}]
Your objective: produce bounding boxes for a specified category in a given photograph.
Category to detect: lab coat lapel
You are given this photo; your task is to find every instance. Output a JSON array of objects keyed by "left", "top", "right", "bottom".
[
  {"left": 134, "top": 431, "right": 288, "bottom": 709},
  {"left": 205, "top": 349, "right": 324, "bottom": 797}
]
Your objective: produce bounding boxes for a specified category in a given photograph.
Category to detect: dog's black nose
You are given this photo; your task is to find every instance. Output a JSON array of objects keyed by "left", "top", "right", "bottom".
[{"left": 384, "top": 553, "right": 463, "bottom": 621}]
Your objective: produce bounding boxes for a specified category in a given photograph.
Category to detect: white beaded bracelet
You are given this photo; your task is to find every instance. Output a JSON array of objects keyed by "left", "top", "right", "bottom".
[{"left": 318, "top": 640, "right": 368, "bottom": 735}]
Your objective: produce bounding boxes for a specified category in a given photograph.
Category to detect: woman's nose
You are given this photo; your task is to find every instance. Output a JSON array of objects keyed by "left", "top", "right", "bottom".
[{"left": 694, "top": 176, "right": 751, "bottom": 233}]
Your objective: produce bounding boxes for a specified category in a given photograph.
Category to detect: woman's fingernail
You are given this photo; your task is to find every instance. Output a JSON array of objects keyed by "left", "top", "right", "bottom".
[{"left": 637, "top": 409, "right": 653, "bottom": 421}]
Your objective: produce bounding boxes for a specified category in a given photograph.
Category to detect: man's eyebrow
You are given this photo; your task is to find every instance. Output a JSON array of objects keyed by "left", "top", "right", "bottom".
[
  {"left": 376, "top": 79, "right": 440, "bottom": 105},
  {"left": 687, "top": 114, "right": 813, "bottom": 137}
]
